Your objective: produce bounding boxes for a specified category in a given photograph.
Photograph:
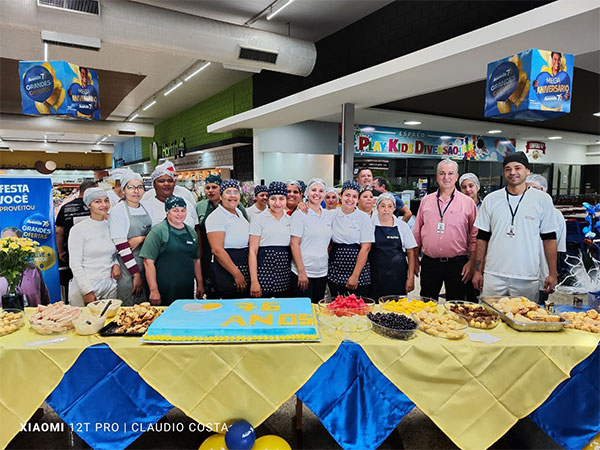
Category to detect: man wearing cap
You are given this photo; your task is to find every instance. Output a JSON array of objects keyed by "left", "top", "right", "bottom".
[
  {"left": 472, "top": 152, "right": 558, "bottom": 302},
  {"left": 107, "top": 168, "right": 131, "bottom": 208},
  {"left": 246, "top": 185, "right": 268, "bottom": 222},
  {"left": 142, "top": 160, "right": 196, "bottom": 206}
]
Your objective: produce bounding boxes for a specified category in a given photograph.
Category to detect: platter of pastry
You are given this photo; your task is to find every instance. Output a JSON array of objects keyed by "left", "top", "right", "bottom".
[{"left": 481, "top": 297, "right": 568, "bottom": 332}]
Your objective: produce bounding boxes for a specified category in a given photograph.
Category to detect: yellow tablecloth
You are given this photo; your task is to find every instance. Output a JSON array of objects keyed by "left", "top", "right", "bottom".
[{"left": 0, "top": 308, "right": 598, "bottom": 450}]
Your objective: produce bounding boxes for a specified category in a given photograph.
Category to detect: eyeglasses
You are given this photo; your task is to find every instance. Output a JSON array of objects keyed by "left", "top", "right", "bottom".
[{"left": 126, "top": 185, "right": 145, "bottom": 191}]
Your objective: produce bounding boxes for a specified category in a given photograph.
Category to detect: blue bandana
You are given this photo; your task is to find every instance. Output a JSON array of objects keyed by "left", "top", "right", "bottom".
[
  {"left": 254, "top": 184, "right": 268, "bottom": 196},
  {"left": 220, "top": 179, "right": 240, "bottom": 194},
  {"left": 165, "top": 195, "right": 186, "bottom": 211},
  {"left": 205, "top": 174, "right": 222, "bottom": 186},
  {"left": 341, "top": 180, "right": 360, "bottom": 194},
  {"left": 297, "top": 180, "right": 306, "bottom": 194},
  {"left": 268, "top": 181, "right": 288, "bottom": 197}
]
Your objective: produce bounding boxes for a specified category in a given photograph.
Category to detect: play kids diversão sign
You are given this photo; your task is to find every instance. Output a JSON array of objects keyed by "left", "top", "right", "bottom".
[
  {"left": 485, "top": 49, "right": 573, "bottom": 121},
  {"left": 19, "top": 61, "right": 100, "bottom": 119}
]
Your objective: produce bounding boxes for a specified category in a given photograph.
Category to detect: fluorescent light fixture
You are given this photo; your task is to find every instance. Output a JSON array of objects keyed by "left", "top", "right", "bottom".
[
  {"left": 439, "top": 136, "right": 452, "bottom": 140},
  {"left": 184, "top": 62, "right": 211, "bottom": 81},
  {"left": 267, "top": 0, "right": 293, "bottom": 20},
  {"left": 487, "top": 129, "right": 502, "bottom": 134},
  {"left": 403, "top": 120, "right": 422, "bottom": 126},
  {"left": 45, "top": 150, "right": 59, "bottom": 154},
  {"left": 594, "top": 112, "right": 600, "bottom": 117},
  {"left": 100, "top": 136, "right": 108, "bottom": 142},
  {"left": 164, "top": 81, "right": 183, "bottom": 96},
  {"left": 128, "top": 113, "right": 139, "bottom": 122},
  {"left": 360, "top": 126, "right": 375, "bottom": 132},
  {"left": 142, "top": 100, "right": 156, "bottom": 111},
  {"left": 547, "top": 136, "right": 562, "bottom": 140}
]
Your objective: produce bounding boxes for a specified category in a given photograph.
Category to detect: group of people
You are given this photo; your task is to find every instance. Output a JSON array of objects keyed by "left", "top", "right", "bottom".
[{"left": 54, "top": 150, "right": 565, "bottom": 308}]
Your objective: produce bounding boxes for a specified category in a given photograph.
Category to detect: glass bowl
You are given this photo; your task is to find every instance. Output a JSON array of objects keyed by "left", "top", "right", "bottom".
[
  {"left": 73, "top": 313, "right": 107, "bottom": 336},
  {"left": 412, "top": 310, "right": 468, "bottom": 340},
  {"left": 444, "top": 301, "right": 500, "bottom": 329},
  {"left": 87, "top": 299, "right": 122, "bottom": 318},
  {"left": 28, "top": 306, "right": 81, "bottom": 335},
  {"left": 318, "top": 296, "right": 375, "bottom": 317},
  {"left": 0, "top": 309, "right": 26, "bottom": 337},
  {"left": 367, "top": 312, "right": 418, "bottom": 340},
  {"left": 316, "top": 311, "right": 372, "bottom": 342},
  {"left": 378, "top": 295, "right": 438, "bottom": 315}
]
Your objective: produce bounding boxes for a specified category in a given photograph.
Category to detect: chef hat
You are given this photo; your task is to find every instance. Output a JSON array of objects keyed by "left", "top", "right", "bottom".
[
  {"left": 205, "top": 174, "right": 222, "bottom": 186},
  {"left": 341, "top": 180, "right": 360, "bottom": 194},
  {"left": 220, "top": 179, "right": 240, "bottom": 194},
  {"left": 254, "top": 184, "right": 268, "bottom": 196},
  {"left": 268, "top": 181, "right": 288, "bottom": 197},
  {"left": 375, "top": 192, "right": 396, "bottom": 209},
  {"left": 155, "top": 161, "right": 176, "bottom": 173},
  {"left": 459, "top": 173, "right": 480, "bottom": 189},
  {"left": 165, "top": 195, "right": 186, "bottom": 211},
  {"left": 151, "top": 167, "right": 175, "bottom": 185},
  {"left": 121, "top": 171, "right": 143, "bottom": 189},
  {"left": 83, "top": 187, "right": 109, "bottom": 206}
]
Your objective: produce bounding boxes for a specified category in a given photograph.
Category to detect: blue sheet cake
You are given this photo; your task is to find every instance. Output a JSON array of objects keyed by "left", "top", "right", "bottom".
[{"left": 142, "top": 298, "right": 320, "bottom": 343}]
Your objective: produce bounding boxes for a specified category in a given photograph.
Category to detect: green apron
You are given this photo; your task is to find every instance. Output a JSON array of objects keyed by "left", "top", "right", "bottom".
[
  {"left": 117, "top": 203, "right": 152, "bottom": 306},
  {"left": 155, "top": 222, "right": 197, "bottom": 306}
]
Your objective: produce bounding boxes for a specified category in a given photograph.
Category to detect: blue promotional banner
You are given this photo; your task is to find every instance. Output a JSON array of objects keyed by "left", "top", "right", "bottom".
[
  {"left": 0, "top": 177, "right": 61, "bottom": 302},
  {"left": 19, "top": 60, "right": 100, "bottom": 119},
  {"left": 352, "top": 126, "right": 516, "bottom": 161},
  {"left": 485, "top": 49, "right": 573, "bottom": 121}
]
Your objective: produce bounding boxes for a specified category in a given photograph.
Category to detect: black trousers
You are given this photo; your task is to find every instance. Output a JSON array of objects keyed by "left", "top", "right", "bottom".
[
  {"left": 291, "top": 273, "right": 327, "bottom": 303},
  {"left": 420, "top": 255, "right": 468, "bottom": 301},
  {"left": 328, "top": 282, "right": 371, "bottom": 299}
]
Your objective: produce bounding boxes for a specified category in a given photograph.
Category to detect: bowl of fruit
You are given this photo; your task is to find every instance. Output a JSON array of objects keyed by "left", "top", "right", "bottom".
[
  {"left": 317, "top": 311, "right": 372, "bottom": 342},
  {"left": 318, "top": 294, "right": 375, "bottom": 317},
  {"left": 378, "top": 295, "right": 438, "bottom": 315},
  {"left": 367, "top": 311, "right": 418, "bottom": 340}
]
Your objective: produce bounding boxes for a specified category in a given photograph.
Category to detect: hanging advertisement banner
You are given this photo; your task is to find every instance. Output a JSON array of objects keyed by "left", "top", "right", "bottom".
[
  {"left": 19, "top": 60, "right": 100, "bottom": 119},
  {"left": 0, "top": 177, "right": 61, "bottom": 303},
  {"left": 351, "top": 126, "right": 516, "bottom": 161},
  {"left": 484, "top": 49, "right": 573, "bottom": 121}
]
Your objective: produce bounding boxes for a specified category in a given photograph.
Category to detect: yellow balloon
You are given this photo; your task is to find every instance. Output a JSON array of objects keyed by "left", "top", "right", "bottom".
[
  {"left": 199, "top": 434, "right": 227, "bottom": 450},
  {"left": 251, "top": 435, "right": 291, "bottom": 450}
]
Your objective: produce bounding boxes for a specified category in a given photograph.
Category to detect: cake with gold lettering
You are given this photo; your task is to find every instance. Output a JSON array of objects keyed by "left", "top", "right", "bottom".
[{"left": 142, "top": 298, "right": 320, "bottom": 343}]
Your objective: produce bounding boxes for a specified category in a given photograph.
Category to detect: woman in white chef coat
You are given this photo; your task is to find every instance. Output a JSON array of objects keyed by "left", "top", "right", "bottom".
[
  {"left": 290, "top": 178, "right": 335, "bottom": 302},
  {"left": 328, "top": 181, "right": 374, "bottom": 298},
  {"left": 68, "top": 188, "right": 121, "bottom": 306},
  {"left": 248, "top": 181, "right": 292, "bottom": 298},
  {"left": 205, "top": 179, "right": 250, "bottom": 299}
]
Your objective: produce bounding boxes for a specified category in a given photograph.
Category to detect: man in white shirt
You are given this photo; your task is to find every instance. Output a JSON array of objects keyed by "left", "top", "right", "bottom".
[{"left": 472, "top": 152, "right": 558, "bottom": 302}]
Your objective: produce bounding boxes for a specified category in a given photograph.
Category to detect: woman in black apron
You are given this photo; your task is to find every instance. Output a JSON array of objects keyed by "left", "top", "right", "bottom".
[
  {"left": 249, "top": 181, "right": 291, "bottom": 298},
  {"left": 205, "top": 179, "right": 250, "bottom": 299},
  {"left": 140, "top": 196, "right": 203, "bottom": 306},
  {"left": 370, "top": 193, "right": 418, "bottom": 301},
  {"left": 328, "top": 181, "right": 375, "bottom": 298}
]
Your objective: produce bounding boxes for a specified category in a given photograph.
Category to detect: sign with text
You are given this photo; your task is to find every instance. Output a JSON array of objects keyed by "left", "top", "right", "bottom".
[
  {"left": 19, "top": 61, "right": 100, "bottom": 119},
  {"left": 484, "top": 49, "right": 573, "bottom": 121}
]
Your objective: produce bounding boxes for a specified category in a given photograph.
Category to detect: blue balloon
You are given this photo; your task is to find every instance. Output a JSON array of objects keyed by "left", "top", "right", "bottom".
[{"left": 224, "top": 420, "right": 255, "bottom": 450}]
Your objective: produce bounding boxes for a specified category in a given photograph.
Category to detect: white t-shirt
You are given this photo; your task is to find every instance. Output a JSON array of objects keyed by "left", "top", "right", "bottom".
[
  {"left": 246, "top": 204, "right": 267, "bottom": 223},
  {"left": 290, "top": 207, "right": 335, "bottom": 278},
  {"left": 205, "top": 204, "right": 249, "bottom": 249},
  {"left": 249, "top": 210, "right": 291, "bottom": 247},
  {"left": 539, "top": 207, "right": 567, "bottom": 283},
  {"left": 331, "top": 208, "right": 375, "bottom": 244},
  {"left": 108, "top": 201, "right": 150, "bottom": 239},
  {"left": 142, "top": 185, "right": 195, "bottom": 205},
  {"left": 372, "top": 214, "right": 418, "bottom": 252},
  {"left": 144, "top": 196, "right": 198, "bottom": 228},
  {"left": 107, "top": 189, "right": 121, "bottom": 208},
  {"left": 475, "top": 187, "right": 557, "bottom": 280}
]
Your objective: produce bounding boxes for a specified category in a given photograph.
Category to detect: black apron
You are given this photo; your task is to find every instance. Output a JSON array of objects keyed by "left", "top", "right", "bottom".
[
  {"left": 327, "top": 243, "right": 371, "bottom": 287},
  {"left": 257, "top": 245, "right": 291, "bottom": 294},
  {"left": 211, "top": 248, "right": 250, "bottom": 298},
  {"left": 155, "top": 223, "right": 197, "bottom": 306},
  {"left": 370, "top": 225, "right": 408, "bottom": 300}
]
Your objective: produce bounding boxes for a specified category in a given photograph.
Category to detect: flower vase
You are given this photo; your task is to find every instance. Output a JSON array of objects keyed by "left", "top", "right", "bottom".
[
  {"left": 588, "top": 291, "right": 600, "bottom": 310},
  {"left": 2, "top": 286, "right": 25, "bottom": 310}
]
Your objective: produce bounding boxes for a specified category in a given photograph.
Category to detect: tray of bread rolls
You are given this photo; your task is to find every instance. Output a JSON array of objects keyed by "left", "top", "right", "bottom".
[{"left": 481, "top": 297, "right": 569, "bottom": 332}]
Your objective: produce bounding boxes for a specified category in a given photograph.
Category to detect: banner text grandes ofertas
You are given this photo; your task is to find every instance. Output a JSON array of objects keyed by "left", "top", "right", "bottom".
[{"left": 0, "top": 184, "right": 35, "bottom": 211}]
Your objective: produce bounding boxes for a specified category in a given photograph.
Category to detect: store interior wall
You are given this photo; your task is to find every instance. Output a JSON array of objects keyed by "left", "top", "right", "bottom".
[{"left": 261, "top": 153, "right": 334, "bottom": 186}]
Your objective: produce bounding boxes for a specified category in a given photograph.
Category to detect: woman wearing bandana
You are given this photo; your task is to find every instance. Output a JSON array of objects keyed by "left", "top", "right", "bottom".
[
  {"left": 285, "top": 180, "right": 305, "bottom": 215},
  {"left": 140, "top": 196, "right": 203, "bottom": 306},
  {"left": 328, "top": 181, "right": 374, "bottom": 297},
  {"left": 246, "top": 184, "right": 269, "bottom": 223},
  {"left": 205, "top": 179, "right": 251, "bottom": 299},
  {"left": 248, "top": 182, "right": 292, "bottom": 298}
]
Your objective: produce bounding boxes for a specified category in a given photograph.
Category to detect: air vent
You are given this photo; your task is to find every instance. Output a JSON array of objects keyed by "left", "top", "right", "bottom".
[
  {"left": 41, "top": 31, "right": 101, "bottom": 51},
  {"left": 118, "top": 130, "right": 136, "bottom": 136},
  {"left": 38, "top": 0, "right": 99, "bottom": 15},
  {"left": 239, "top": 47, "right": 278, "bottom": 64},
  {"left": 91, "top": 149, "right": 103, "bottom": 153}
]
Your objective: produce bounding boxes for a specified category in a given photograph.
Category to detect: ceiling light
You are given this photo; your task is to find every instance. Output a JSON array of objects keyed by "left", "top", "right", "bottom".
[
  {"left": 142, "top": 100, "right": 156, "bottom": 111},
  {"left": 128, "top": 113, "right": 139, "bottom": 122},
  {"left": 439, "top": 136, "right": 452, "bottom": 140},
  {"left": 487, "top": 129, "right": 502, "bottom": 134},
  {"left": 594, "top": 112, "right": 600, "bottom": 117},
  {"left": 184, "top": 62, "right": 211, "bottom": 81},
  {"left": 266, "top": 0, "right": 294, "bottom": 20},
  {"left": 360, "top": 126, "right": 375, "bottom": 132},
  {"left": 164, "top": 81, "right": 183, "bottom": 96},
  {"left": 547, "top": 136, "right": 562, "bottom": 140},
  {"left": 403, "top": 120, "right": 422, "bottom": 126},
  {"left": 100, "top": 136, "right": 108, "bottom": 142}
]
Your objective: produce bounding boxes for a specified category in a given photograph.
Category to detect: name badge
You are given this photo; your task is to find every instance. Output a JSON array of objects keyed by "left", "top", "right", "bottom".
[
  {"left": 437, "top": 222, "right": 445, "bottom": 234},
  {"left": 186, "top": 240, "right": 194, "bottom": 245},
  {"left": 506, "top": 225, "right": 516, "bottom": 238}
]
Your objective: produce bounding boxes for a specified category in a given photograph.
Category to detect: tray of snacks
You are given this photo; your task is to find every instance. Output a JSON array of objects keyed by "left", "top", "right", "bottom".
[
  {"left": 99, "top": 302, "right": 162, "bottom": 336},
  {"left": 378, "top": 295, "right": 437, "bottom": 315},
  {"left": 318, "top": 294, "right": 375, "bottom": 317},
  {"left": 445, "top": 301, "right": 500, "bottom": 329},
  {"left": 29, "top": 303, "right": 81, "bottom": 335},
  {"left": 412, "top": 310, "right": 468, "bottom": 340},
  {"left": 560, "top": 309, "right": 600, "bottom": 334},
  {"left": 87, "top": 299, "right": 122, "bottom": 319},
  {"left": 316, "top": 311, "right": 371, "bottom": 342},
  {"left": 0, "top": 309, "right": 26, "bottom": 336},
  {"left": 481, "top": 297, "right": 568, "bottom": 332},
  {"left": 367, "top": 311, "right": 417, "bottom": 340}
]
